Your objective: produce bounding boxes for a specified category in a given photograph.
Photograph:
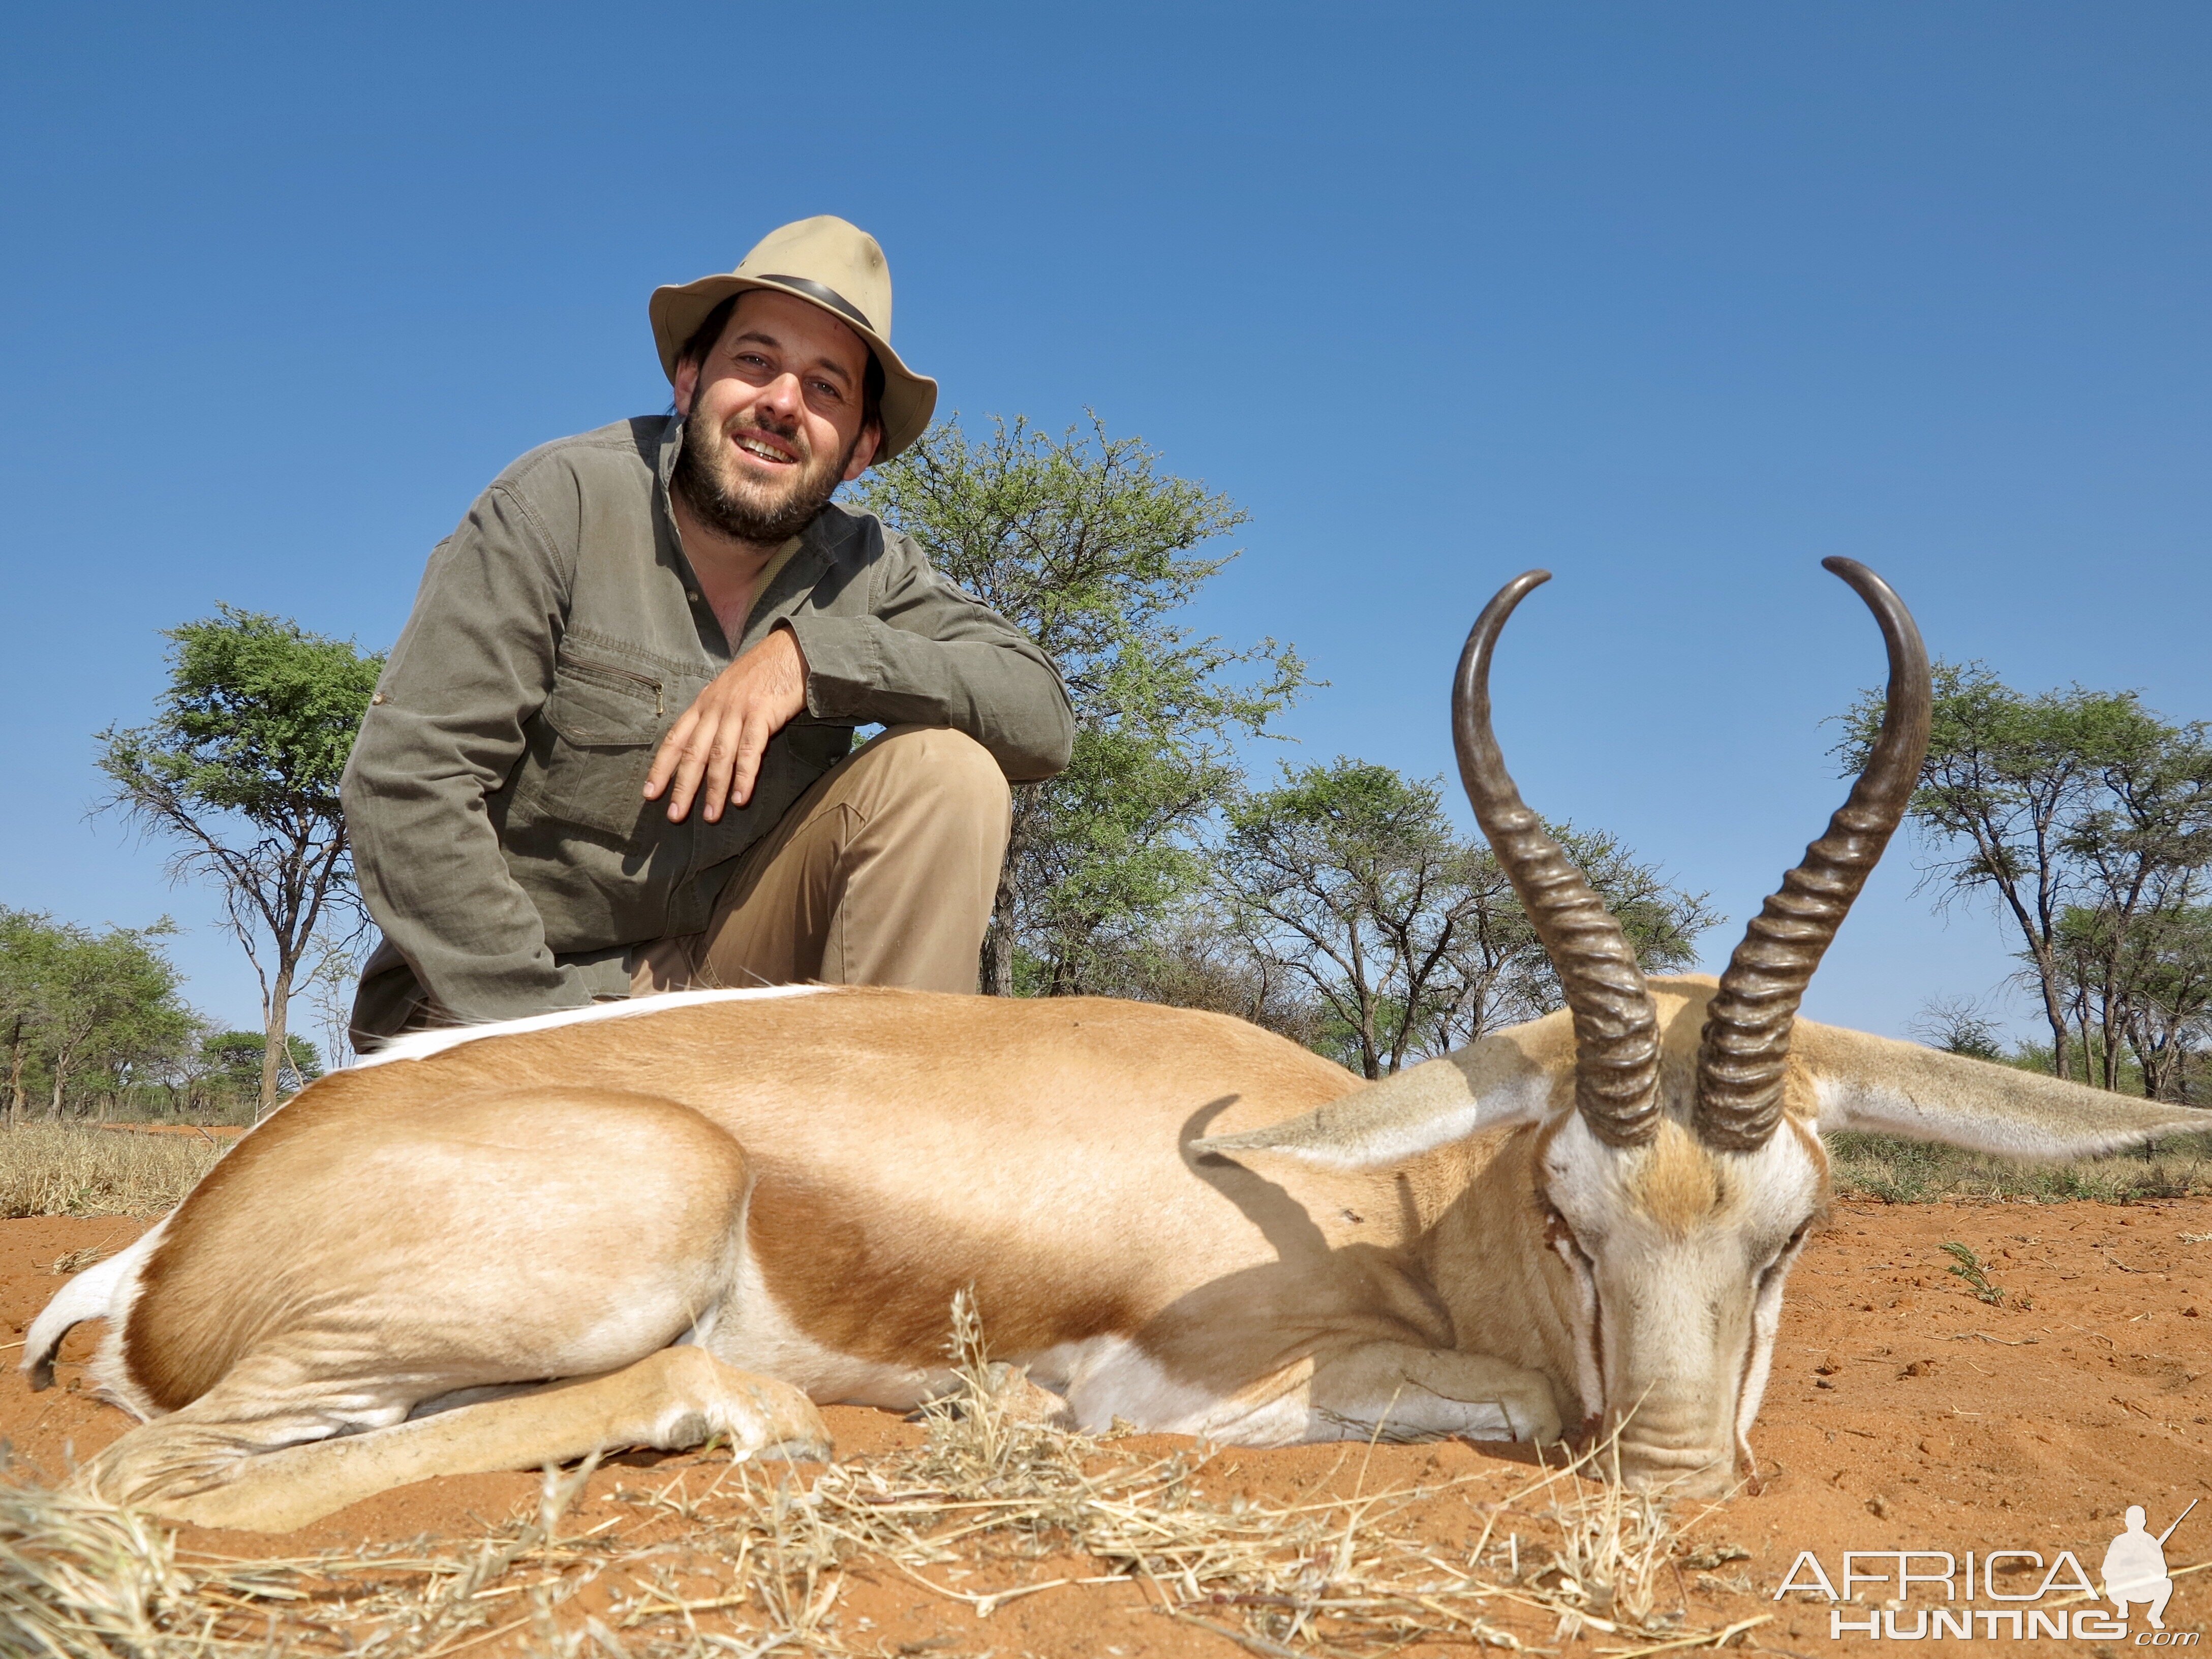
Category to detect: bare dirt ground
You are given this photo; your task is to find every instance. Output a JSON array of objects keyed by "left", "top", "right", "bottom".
[{"left": 4, "top": 1196, "right": 2208, "bottom": 1656}]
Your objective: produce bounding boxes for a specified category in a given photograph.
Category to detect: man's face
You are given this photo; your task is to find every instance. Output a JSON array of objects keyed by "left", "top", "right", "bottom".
[{"left": 671, "top": 289, "right": 881, "bottom": 545}]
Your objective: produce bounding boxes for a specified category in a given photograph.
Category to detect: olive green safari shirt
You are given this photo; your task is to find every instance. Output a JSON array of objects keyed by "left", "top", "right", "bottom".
[{"left": 343, "top": 416, "right": 1073, "bottom": 1041}]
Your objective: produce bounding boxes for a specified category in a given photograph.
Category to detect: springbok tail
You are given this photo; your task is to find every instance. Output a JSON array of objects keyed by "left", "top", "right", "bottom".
[{"left": 21, "top": 1219, "right": 169, "bottom": 1391}]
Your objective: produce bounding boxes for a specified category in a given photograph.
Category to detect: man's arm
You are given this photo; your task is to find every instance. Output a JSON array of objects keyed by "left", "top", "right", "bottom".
[
  {"left": 343, "top": 480, "right": 591, "bottom": 1027},
  {"left": 783, "top": 533, "right": 1075, "bottom": 777},
  {"left": 649, "top": 533, "right": 1075, "bottom": 825}
]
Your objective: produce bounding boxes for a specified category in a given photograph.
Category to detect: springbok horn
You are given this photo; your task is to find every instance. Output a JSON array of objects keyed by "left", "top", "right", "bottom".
[
  {"left": 1693, "top": 558, "right": 1932, "bottom": 1151},
  {"left": 1455, "top": 571, "right": 1662, "bottom": 1148}
]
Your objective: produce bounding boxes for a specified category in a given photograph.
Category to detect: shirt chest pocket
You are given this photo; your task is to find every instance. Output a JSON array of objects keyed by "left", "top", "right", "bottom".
[{"left": 523, "top": 658, "right": 679, "bottom": 840}]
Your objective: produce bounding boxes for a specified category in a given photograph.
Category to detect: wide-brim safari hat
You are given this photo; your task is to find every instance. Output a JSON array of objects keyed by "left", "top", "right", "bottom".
[{"left": 650, "top": 216, "right": 937, "bottom": 460}]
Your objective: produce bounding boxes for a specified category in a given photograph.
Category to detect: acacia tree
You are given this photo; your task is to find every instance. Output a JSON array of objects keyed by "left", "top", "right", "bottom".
[
  {"left": 2049, "top": 904, "right": 2212, "bottom": 1101},
  {"left": 1909, "top": 994, "right": 2009, "bottom": 1062},
  {"left": 300, "top": 928, "right": 376, "bottom": 1071},
  {"left": 192, "top": 1030, "right": 324, "bottom": 1116},
  {"left": 1214, "top": 759, "right": 1718, "bottom": 1079},
  {"left": 2115, "top": 906, "right": 2212, "bottom": 1102},
  {"left": 78, "top": 933, "right": 196, "bottom": 1121},
  {"left": 0, "top": 908, "right": 60, "bottom": 1127},
  {"left": 99, "top": 608, "right": 382, "bottom": 1114},
  {"left": 1844, "top": 663, "right": 2212, "bottom": 1085},
  {"left": 2054, "top": 718, "right": 2212, "bottom": 1091},
  {"left": 0, "top": 913, "right": 193, "bottom": 1121},
  {"left": 1074, "top": 909, "right": 1329, "bottom": 1049},
  {"left": 853, "top": 416, "right": 1308, "bottom": 995},
  {"left": 1215, "top": 761, "right": 1478, "bottom": 1079}
]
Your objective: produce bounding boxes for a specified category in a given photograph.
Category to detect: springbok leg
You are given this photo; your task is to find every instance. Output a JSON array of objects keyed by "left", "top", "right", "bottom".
[
  {"left": 74, "top": 1088, "right": 808, "bottom": 1531},
  {"left": 1304, "top": 1340, "right": 1569, "bottom": 1444},
  {"left": 79, "top": 1346, "right": 830, "bottom": 1532}
]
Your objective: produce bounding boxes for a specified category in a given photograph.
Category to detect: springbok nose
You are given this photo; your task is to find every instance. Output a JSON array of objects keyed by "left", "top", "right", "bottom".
[{"left": 1617, "top": 1441, "right": 1734, "bottom": 1497}]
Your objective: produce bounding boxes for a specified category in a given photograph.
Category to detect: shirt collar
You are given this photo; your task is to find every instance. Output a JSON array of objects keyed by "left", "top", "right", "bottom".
[{"left": 657, "top": 413, "right": 685, "bottom": 491}]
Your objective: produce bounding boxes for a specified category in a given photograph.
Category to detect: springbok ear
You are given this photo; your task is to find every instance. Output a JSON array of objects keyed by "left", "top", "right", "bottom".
[
  {"left": 1793, "top": 1021, "right": 2206, "bottom": 1158},
  {"left": 1191, "top": 1032, "right": 1564, "bottom": 1171}
]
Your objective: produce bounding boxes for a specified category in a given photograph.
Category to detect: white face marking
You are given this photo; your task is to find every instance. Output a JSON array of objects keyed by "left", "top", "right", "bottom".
[
  {"left": 1539, "top": 1114, "right": 1822, "bottom": 1480},
  {"left": 1734, "top": 1219, "right": 1812, "bottom": 1468},
  {"left": 352, "top": 985, "right": 834, "bottom": 1069}
]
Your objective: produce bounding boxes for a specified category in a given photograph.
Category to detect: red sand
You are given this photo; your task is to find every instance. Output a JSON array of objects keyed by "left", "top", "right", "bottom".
[{"left": 5, "top": 1197, "right": 2208, "bottom": 1654}]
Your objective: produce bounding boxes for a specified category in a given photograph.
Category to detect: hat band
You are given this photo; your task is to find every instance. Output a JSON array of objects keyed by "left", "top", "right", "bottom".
[{"left": 754, "top": 274, "right": 873, "bottom": 334}]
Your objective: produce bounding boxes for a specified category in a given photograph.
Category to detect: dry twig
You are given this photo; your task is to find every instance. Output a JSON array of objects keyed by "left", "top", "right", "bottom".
[{"left": 0, "top": 1292, "right": 1758, "bottom": 1656}]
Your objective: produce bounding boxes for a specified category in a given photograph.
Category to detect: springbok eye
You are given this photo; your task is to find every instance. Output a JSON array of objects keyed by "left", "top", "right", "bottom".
[
  {"left": 1543, "top": 1204, "right": 1595, "bottom": 1268},
  {"left": 1760, "top": 1222, "right": 1811, "bottom": 1277}
]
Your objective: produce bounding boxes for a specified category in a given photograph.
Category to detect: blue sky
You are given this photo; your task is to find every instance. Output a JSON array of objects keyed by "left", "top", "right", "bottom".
[{"left": 4, "top": 4, "right": 2207, "bottom": 1054}]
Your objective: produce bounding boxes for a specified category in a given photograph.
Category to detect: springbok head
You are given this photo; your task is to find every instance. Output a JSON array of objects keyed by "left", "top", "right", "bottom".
[
  {"left": 1205, "top": 558, "right": 1935, "bottom": 1493},
  {"left": 1451, "top": 558, "right": 1930, "bottom": 1490}
]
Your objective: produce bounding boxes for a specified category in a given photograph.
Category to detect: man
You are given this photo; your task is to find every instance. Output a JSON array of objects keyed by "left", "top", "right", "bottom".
[{"left": 344, "top": 217, "right": 1072, "bottom": 1044}]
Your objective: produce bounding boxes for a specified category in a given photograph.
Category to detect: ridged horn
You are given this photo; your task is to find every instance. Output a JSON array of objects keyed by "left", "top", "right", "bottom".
[
  {"left": 1455, "top": 571, "right": 1662, "bottom": 1147},
  {"left": 1693, "top": 558, "right": 1932, "bottom": 1151}
]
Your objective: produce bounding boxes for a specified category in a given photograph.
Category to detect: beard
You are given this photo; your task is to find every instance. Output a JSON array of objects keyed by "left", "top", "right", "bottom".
[{"left": 671, "top": 410, "right": 859, "bottom": 546}]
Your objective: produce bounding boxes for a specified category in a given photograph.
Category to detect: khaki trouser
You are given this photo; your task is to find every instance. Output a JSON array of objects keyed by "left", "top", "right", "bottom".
[{"left": 627, "top": 724, "right": 1010, "bottom": 998}]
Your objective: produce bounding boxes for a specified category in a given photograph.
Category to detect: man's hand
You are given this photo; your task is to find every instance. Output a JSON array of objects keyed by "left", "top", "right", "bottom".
[{"left": 643, "top": 626, "right": 809, "bottom": 823}]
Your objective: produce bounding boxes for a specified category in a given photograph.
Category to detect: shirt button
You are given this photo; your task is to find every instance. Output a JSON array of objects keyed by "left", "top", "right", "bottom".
[{"left": 687, "top": 590, "right": 701, "bottom": 602}]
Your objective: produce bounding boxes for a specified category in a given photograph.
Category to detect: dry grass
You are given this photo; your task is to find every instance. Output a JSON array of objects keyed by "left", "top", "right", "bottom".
[
  {"left": 1828, "top": 1130, "right": 2212, "bottom": 1204},
  {"left": 9, "top": 1118, "right": 2204, "bottom": 1222},
  {"left": 0, "top": 1125, "right": 224, "bottom": 1220},
  {"left": 0, "top": 1447, "right": 616, "bottom": 1659},
  {"left": 0, "top": 1293, "right": 1770, "bottom": 1657},
  {"left": 0, "top": 1471, "right": 189, "bottom": 1658}
]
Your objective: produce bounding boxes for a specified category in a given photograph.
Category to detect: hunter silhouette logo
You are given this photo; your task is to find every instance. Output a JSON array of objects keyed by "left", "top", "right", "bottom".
[
  {"left": 2106, "top": 1501, "right": 2196, "bottom": 1632},
  {"left": 1774, "top": 1497, "right": 2201, "bottom": 1642}
]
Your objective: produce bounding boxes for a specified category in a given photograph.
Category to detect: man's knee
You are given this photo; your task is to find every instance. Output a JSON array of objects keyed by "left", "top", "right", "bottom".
[{"left": 865, "top": 726, "right": 1010, "bottom": 821}]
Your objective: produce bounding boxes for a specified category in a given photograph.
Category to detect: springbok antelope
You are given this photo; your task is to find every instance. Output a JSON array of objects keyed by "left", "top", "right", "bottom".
[{"left": 26, "top": 561, "right": 2204, "bottom": 1531}]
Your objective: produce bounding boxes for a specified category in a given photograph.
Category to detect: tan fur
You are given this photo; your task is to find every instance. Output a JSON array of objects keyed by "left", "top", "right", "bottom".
[
  {"left": 1627, "top": 1120, "right": 1721, "bottom": 1236},
  {"left": 26, "top": 974, "right": 2202, "bottom": 1528},
  {"left": 130, "top": 1084, "right": 751, "bottom": 1411}
]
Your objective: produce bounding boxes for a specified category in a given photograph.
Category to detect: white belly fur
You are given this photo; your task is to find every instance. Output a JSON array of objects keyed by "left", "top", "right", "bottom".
[
  {"left": 709, "top": 1250, "right": 949, "bottom": 1409},
  {"left": 706, "top": 1270, "right": 1300, "bottom": 1442}
]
